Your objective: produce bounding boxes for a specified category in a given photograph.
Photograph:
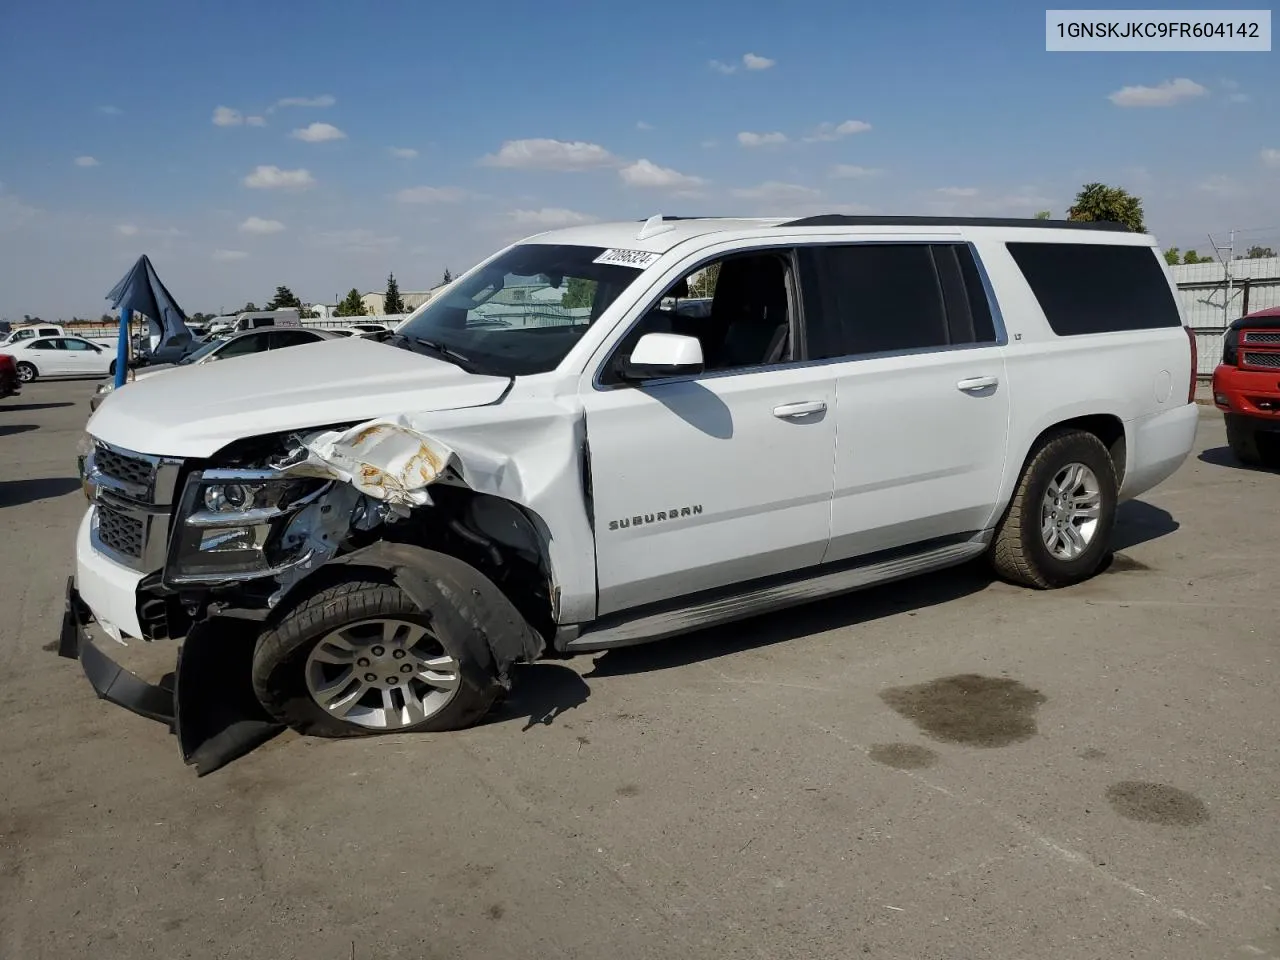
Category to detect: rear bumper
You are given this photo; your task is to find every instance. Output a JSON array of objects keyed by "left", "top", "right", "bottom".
[{"left": 1120, "top": 401, "right": 1199, "bottom": 500}]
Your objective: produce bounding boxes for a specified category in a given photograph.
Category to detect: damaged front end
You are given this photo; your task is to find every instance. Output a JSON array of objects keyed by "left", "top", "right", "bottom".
[{"left": 63, "top": 417, "right": 555, "bottom": 774}]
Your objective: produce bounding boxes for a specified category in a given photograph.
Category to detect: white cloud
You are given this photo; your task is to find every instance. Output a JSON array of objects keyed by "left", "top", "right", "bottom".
[
  {"left": 1198, "top": 174, "right": 1241, "bottom": 197},
  {"left": 212, "top": 105, "right": 243, "bottom": 126},
  {"left": 619, "top": 159, "right": 705, "bottom": 190},
  {"left": 701, "top": 139, "right": 718, "bottom": 149},
  {"left": 0, "top": 187, "right": 41, "bottom": 232},
  {"left": 1107, "top": 78, "right": 1207, "bottom": 107},
  {"left": 98, "top": 105, "right": 122, "bottom": 116},
  {"left": 743, "top": 52, "right": 775, "bottom": 70},
  {"left": 937, "top": 186, "right": 979, "bottom": 197},
  {"left": 804, "top": 120, "right": 873, "bottom": 142},
  {"left": 1228, "top": 92, "right": 1251, "bottom": 103},
  {"left": 316, "top": 228, "right": 398, "bottom": 253},
  {"left": 731, "top": 181, "right": 820, "bottom": 201},
  {"left": 291, "top": 122, "right": 346, "bottom": 142},
  {"left": 509, "top": 208, "right": 597, "bottom": 228},
  {"left": 116, "top": 224, "right": 139, "bottom": 236},
  {"left": 275, "top": 94, "right": 336, "bottom": 108},
  {"left": 395, "top": 185, "right": 470, "bottom": 203},
  {"left": 1262, "top": 149, "right": 1280, "bottom": 168},
  {"left": 246, "top": 115, "right": 266, "bottom": 126},
  {"left": 636, "top": 121, "right": 654, "bottom": 131},
  {"left": 738, "top": 131, "right": 788, "bottom": 147},
  {"left": 709, "top": 59, "right": 737, "bottom": 74},
  {"left": 389, "top": 147, "right": 419, "bottom": 158},
  {"left": 239, "top": 216, "right": 286, "bottom": 234},
  {"left": 480, "top": 138, "right": 618, "bottom": 170},
  {"left": 212, "top": 249, "right": 248, "bottom": 261},
  {"left": 829, "top": 164, "right": 882, "bottom": 179},
  {"left": 243, "top": 165, "right": 315, "bottom": 189},
  {"left": 74, "top": 155, "right": 99, "bottom": 167}
]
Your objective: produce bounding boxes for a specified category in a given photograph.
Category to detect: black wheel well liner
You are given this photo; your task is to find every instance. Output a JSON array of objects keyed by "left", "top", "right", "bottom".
[{"left": 1027, "top": 414, "right": 1126, "bottom": 486}]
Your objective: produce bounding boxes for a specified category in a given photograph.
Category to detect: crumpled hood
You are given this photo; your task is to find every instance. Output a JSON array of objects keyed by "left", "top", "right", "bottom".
[{"left": 87, "top": 336, "right": 511, "bottom": 458}]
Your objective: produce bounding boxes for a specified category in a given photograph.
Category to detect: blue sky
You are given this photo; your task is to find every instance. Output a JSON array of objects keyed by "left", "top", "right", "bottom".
[{"left": 1, "top": 0, "right": 1277, "bottom": 319}]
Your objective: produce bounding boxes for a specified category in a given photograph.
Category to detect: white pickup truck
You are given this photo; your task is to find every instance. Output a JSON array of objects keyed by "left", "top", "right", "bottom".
[{"left": 61, "top": 214, "right": 1199, "bottom": 773}]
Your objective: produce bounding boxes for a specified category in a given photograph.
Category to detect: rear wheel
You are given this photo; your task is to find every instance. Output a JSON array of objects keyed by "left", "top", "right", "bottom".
[
  {"left": 107, "top": 360, "right": 117, "bottom": 377},
  {"left": 15, "top": 362, "right": 36, "bottom": 383},
  {"left": 990, "top": 429, "right": 1118, "bottom": 589},
  {"left": 251, "top": 578, "right": 498, "bottom": 738}
]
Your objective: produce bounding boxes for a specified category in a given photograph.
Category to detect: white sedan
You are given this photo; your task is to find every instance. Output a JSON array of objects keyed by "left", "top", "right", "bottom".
[{"left": 9, "top": 335, "right": 119, "bottom": 383}]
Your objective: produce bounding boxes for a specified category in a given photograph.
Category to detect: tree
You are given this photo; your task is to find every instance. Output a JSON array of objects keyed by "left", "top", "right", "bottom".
[
  {"left": 1182, "top": 250, "right": 1208, "bottom": 264},
  {"left": 560, "top": 277, "right": 596, "bottom": 309},
  {"left": 240, "top": 302, "right": 258, "bottom": 312},
  {"left": 266, "top": 285, "right": 302, "bottom": 310},
  {"left": 1033, "top": 210, "right": 1052, "bottom": 220},
  {"left": 334, "top": 288, "right": 365, "bottom": 317},
  {"left": 1066, "top": 182, "right": 1146, "bottom": 233},
  {"left": 1245, "top": 245, "right": 1276, "bottom": 259},
  {"left": 383, "top": 272, "right": 404, "bottom": 315},
  {"left": 441, "top": 267, "right": 453, "bottom": 285},
  {"left": 1163, "top": 248, "right": 1181, "bottom": 266}
]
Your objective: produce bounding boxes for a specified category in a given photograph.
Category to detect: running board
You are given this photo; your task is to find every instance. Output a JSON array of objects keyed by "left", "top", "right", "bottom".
[{"left": 563, "top": 539, "right": 986, "bottom": 653}]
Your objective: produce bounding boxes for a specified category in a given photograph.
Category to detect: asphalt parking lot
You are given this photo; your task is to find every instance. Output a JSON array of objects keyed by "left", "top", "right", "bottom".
[{"left": 2, "top": 377, "right": 1278, "bottom": 960}]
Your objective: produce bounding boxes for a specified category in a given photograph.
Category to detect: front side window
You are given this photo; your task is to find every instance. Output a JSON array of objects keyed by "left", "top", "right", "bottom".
[
  {"left": 396, "top": 243, "right": 645, "bottom": 376},
  {"left": 63, "top": 338, "right": 95, "bottom": 351},
  {"left": 601, "top": 250, "right": 796, "bottom": 384}
]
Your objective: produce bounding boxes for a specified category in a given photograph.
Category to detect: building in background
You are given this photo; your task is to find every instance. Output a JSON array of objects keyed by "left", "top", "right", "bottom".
[{"left": 359, "top": 288, "right": 438, "bottom": 316}]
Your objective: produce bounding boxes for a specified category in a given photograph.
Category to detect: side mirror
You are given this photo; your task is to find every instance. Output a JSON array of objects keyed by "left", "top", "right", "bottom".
[{"left": 621, "top": 333, "right": 704, "bottom": 382}]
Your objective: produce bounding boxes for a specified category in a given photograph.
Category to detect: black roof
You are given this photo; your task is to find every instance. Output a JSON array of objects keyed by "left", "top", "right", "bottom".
[{"left": 778, "top": 215, "right": 1131, "bottom": 231}]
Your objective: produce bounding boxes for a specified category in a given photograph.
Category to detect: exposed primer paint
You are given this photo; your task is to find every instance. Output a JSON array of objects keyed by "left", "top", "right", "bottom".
[{"left": 276, "top": 417, "right": 454, "bottom": 507}]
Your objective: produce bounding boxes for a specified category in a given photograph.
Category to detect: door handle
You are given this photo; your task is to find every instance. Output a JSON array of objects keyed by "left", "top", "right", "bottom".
[
  {"left": 956, "top": 376, "right": 999, "bottom": 393},
  {"left": 773, "top": 400, "right": 827, "bottom": 418}
]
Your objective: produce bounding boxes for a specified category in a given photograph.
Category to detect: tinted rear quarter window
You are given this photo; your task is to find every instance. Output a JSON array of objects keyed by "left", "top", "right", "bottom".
[{"left": 1006, "top": 242, "right": 1180, "bottom": 336}]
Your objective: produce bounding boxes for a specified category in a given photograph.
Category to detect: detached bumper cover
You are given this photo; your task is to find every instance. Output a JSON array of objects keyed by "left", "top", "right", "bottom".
[{"left": 59, "top": 576, "right": 284, "bottom": 775}]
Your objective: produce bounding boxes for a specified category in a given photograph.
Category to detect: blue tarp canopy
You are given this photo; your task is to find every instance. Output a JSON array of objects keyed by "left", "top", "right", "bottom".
[{"left": 105, "top": 254, "right": 192, "bottom": 349}]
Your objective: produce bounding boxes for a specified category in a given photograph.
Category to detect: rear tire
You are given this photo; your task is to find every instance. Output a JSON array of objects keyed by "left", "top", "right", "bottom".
[
  {"left": 15, "top": 362, "right": 36, "bottom": 383},
  {"left": 107, "top": 360, "right": 117, "bottom": 377},
  {"left": 990, "top": 429, "right": 1118, "bottom": 589},
  {"left": 251, "top": 578, "right": 499, "bottom": 738}
]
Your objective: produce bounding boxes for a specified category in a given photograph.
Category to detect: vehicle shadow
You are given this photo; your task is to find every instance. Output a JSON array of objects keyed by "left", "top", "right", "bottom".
[
  {"left": 0, "top": 423, "right": 38, "bottom": 438},
  {"left": 0, "top": 477, "right": 82, "bottom": 508},
  {"left": 585, "top": 561, "right": 996, "bottom": 679},
  {"left": 1111, "top": 499, "right": 1180, "bottom": 551},
  {"left": 482, "top": 662, "right": 592, "bottom": 731},
  {"left": 1, "top": 402, "right": 74, "bottom": 413},
  {"left": 1198, "top": 446, "right": 1280, "bottom": 474}
]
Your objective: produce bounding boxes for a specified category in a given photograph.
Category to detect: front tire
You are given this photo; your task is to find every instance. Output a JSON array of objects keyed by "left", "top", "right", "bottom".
[
  {"left": 252, "top": 578, "right": 499, "bottom": 738},
  {"left": 107, "top": 360, "right": 117, "bottom": 377},
  {"left": 1224, "top": 414, "right": 1278, "bottom": 468},
  {"left": 15, "top": 362, "right": 36, "bottom": 383},
  {"left": 990, "top": 429, "right": 1118, "bottom": 589}
]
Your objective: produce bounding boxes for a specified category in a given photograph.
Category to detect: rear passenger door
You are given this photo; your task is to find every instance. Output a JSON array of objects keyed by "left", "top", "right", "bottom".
[{"left": 803, "top": 241, "right": 1012, "bottom": 562}]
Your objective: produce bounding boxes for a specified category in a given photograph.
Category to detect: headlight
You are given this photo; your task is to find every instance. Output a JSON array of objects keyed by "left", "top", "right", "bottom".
[
  {"left": 95, "top": 382, "right": 114, "bottom": 396},
  {"left": 166, "top": 470, "right": 329, "bottom": 583},
  {"left": 76, "top": 433, "right": 96, "bottom": 500}
]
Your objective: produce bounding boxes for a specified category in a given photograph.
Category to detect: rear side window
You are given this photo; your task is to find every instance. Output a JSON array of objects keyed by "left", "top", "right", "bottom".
[
  {"left": 1006, "top": 242, "right": 1180, "bottom": 336},
  {"left": 802, "top": 242, "right": 999, "bottom": 357}
]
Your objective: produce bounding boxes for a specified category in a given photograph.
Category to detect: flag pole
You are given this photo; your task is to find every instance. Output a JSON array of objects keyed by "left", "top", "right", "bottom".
[{"left": 114, "top": 308, "right": 130, "bottom": 388}]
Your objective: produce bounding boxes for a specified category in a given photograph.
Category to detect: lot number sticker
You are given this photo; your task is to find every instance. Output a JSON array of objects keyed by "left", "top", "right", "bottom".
[{"left": 593, "top": 248, "right": 662, "bottom": 269}]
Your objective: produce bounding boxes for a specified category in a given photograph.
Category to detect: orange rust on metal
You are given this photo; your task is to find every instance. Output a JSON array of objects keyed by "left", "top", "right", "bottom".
[{"left": 350, "top": 424, "right": 390, "bottom": 447}]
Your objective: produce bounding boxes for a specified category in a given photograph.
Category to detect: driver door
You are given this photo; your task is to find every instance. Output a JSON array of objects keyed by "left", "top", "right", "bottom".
[{"left": 580, "top": 247, "right": 837, "bottom": 617}]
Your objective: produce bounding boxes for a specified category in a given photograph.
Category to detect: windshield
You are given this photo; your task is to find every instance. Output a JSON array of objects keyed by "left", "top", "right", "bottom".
[
  {"left": 179, "top": 338, "right": 224, "bottom": 364},
  {"left": 395, "top": 243, "right": 646, "bottom": 376}
]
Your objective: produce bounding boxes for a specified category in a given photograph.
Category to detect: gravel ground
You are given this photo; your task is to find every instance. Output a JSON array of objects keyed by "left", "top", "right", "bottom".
[{"left": 2, "top": 378, "right": 1278, "bottom": 960}]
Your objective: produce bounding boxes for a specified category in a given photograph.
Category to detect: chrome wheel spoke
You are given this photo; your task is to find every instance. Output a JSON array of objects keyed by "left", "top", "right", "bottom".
[
  {"left": 1063, "top": 523, "right": 1087, "bottom": 554},
  {"left": 304, "top": 618, "right": 460, "bottom": 731},
  {"left": 1040, "top": 461, "right": 1104, "bottom": 561}
]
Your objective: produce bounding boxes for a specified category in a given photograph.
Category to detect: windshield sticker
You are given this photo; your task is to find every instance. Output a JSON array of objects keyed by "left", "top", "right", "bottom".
[{"left": 593, "top": 248, "right": 662, "bottom": 269}]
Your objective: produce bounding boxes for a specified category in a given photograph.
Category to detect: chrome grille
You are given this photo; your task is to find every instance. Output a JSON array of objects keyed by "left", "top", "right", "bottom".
[
  {"left": 96, "top": 504, "right": 144, "bottom": 559},
  {"left": 95, "top": 447, "right": 155, "bottom": 490},
  {"left": 1242, "top": 331, "right": 1280, "bottom": 344},
  {"left": 1242, "top": 351, "right": 1280, "bottom": 369}
]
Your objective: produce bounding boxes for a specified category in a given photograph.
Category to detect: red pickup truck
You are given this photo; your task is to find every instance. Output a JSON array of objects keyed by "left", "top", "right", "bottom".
[
  {"left": 1212, "top": 306, "right": 1280, "bottom": 467},
  {"left": 0, "top": 353, "right": 19, "bottom": 400}
]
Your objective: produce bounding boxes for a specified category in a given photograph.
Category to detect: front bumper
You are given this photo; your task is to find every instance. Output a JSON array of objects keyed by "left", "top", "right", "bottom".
[
  {"left": 59, "top": 576, "right": 285, "bottom": 776},
  {"left": 1212, "top": 364, "right": 1280, "bottom": 423},
  {"left": 58, "top": 575, "right": 176, "bottom": 724}
]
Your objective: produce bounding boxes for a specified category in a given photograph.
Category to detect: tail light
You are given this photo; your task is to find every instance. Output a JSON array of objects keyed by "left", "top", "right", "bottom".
[{"left": 1184, "top": 325, "right": 1197, "bottom": 404}]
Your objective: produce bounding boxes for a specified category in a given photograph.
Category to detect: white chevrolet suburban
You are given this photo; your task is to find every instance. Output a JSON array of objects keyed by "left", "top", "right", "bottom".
[{"left": 60, "top": 214, "right": 1199, "bottom": 773}]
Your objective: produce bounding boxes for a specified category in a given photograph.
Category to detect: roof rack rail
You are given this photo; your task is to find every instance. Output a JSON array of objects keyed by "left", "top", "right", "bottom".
[{"left": 778, "top": 215, "right": 1131, "bottom": 232}]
